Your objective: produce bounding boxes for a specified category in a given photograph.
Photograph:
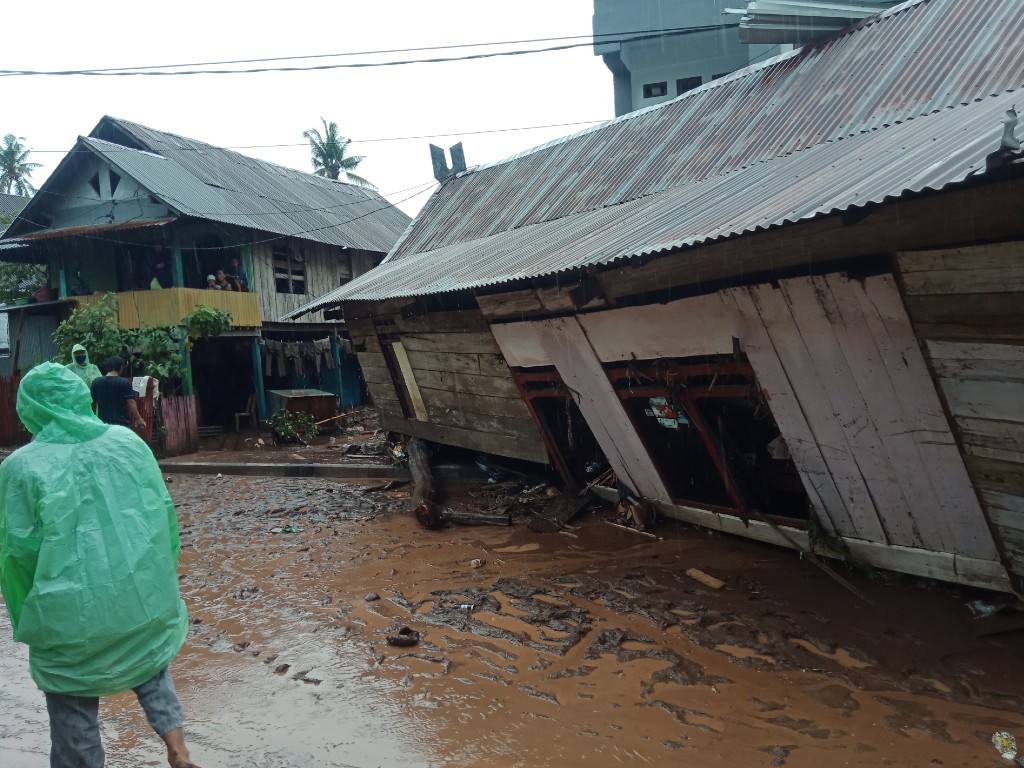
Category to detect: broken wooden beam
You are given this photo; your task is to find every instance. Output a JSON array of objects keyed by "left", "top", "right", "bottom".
[{"left": 407, "top": 437, "right": 441, "bottom": 528}]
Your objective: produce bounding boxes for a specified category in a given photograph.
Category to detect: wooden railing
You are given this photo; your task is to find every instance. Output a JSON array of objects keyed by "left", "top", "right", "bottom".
[{"left": 75, "top": 288, "right": 262, "bottom": 328}]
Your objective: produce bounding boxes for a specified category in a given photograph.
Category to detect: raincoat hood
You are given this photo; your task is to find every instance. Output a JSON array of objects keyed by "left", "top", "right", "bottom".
[
  {"left": 0, "top": 377, "right": 187, "bottom": 696},
  {"left": 65, "top": 344, "right": 102, "bottom": 388},
  {"left": 18, "top": 362, "right": 109, "bottom": 443}
]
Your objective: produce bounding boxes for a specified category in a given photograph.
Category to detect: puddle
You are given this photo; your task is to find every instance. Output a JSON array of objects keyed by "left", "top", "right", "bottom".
[{"left": 494, "top": 543, "right": 542, "bottom": 553}]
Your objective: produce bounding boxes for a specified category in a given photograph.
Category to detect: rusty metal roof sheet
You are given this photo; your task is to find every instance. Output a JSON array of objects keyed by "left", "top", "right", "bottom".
[
  {"left": 11, "top": 217, "right": 175, "bottom": 242},
  {"left": 286, "top": 0, "right": 1024, "bottom": 315}
]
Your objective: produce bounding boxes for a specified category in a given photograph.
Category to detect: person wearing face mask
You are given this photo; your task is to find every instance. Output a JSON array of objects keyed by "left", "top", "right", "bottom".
[{"left": 65, "top": 343, "right": 102, "bottom": 387}]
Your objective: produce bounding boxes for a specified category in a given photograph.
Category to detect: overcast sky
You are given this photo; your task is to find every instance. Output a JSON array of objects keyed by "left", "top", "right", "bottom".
[{"left": 5, "top": 0, "right": 615, "bottom": 217}]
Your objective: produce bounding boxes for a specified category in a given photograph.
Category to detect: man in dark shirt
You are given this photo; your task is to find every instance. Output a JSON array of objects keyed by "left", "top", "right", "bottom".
[{"left": 91, "top": 357, "right": 146, "bottom": 430}]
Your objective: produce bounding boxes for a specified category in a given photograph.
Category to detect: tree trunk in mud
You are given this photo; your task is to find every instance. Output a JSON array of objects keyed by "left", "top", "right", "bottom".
[{"left": 408, "top": 437, "right": 441, "bottom": 529}]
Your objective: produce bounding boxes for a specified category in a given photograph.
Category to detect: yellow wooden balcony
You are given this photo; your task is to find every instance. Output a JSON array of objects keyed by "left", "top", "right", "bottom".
[{"left": 75, "top": 288, "right": 262, "bottom": 329}]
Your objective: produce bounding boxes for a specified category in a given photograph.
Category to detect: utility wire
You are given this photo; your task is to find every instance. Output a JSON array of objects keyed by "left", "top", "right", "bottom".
[
  {"left": 0, "top": 25, "right": 739, "bottom": 77},
  {"left": 28, "top": 119, "right": 609, "bottom": 154}
]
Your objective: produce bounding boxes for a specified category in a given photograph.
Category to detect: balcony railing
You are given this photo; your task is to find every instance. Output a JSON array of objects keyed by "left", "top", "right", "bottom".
[{"left": 75, "top": 288, "right": 262, "bottom": 329}]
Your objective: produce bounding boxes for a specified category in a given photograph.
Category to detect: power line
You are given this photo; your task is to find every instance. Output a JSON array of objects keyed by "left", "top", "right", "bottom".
[
  {"left": 0, "top": 25, "right": 739, "bottom": 77},
  {"left": 27, "top": 119, "right": 609, "bottom": 154}
]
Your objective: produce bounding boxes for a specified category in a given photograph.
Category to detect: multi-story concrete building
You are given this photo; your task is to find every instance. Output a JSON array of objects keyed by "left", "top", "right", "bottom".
[{"left": 594, "top": 0, "right": 900, "bottom": 116}]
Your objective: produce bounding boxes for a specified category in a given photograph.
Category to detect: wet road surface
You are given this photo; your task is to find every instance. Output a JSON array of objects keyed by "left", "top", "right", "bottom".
[{"left": 3, "top": 474, "right": 1024, "bottom": 767}]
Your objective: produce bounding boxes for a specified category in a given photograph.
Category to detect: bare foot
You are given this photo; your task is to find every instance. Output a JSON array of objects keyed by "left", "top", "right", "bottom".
[{"left": 161, "top": 727, "right": 199, "bottom": 768}]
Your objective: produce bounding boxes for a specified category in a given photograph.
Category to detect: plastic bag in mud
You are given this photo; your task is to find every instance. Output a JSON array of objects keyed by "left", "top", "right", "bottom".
[
  {"left": 0, "top": 363, "right": 188, "bottom": 697},
  {"left": 993, "top": 731, "right": 1017, "bottom": 761}
]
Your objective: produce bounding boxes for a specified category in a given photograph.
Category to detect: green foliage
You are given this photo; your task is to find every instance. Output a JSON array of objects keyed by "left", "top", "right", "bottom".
[
  {"left": 302, "top": 118, "right": 375, "bottom": 188},
  {"left": 131, "top": 326, "right": 184, "bottom": 379},
  {"left": 266, "top": 409, "right": 318, "bottom": 444},
  {"left": 54, "top": 294, "right": 127, "bottom": 365},
  {"left": 0, "top": 262, "right": 47, "bottom": 304},
  {"left": 0, "top": 134, "right": 41, "bottom": 196},
  {"left": 54, "top": 293, "right": 184, "bottom": 383},
  {"left": 183, "top": 304, "right": 231, "bottom": 341}
]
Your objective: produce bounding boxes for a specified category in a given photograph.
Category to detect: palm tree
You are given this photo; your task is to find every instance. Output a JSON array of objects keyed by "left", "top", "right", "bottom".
[
  {"left": 303, "top": 119, "right": 374, "bottom": 188},
  {"left": 0, "top": 134, "right": 41, "bottom": 196}
]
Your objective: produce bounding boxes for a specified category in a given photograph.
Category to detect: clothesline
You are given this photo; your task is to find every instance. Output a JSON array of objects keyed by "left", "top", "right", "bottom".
[{"left": 262, "top": 337, "right": 353, "bottom": 378}]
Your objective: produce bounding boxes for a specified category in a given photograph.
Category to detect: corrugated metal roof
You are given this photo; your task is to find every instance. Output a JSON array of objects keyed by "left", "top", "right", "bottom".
[
  {"left": 89, "top": 119, "right": 411, "bottom": 250},
  {"left": 286, "top": 0, "right": 1024, "bottom": 316},
  {"left": 0, "top": 193, "right": 29, "bottom": 236},
  {"left": 3, "top": 119, "right": 411, "bottom": 251}
]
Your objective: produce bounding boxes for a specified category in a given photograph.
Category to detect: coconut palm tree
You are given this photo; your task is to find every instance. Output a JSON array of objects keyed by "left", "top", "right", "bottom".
[
  {"left": 0, "top": 134, "right": 41, "bottom": 196},
  {"left": 302, "top": 119, "right": 374, "bottom": 188}
]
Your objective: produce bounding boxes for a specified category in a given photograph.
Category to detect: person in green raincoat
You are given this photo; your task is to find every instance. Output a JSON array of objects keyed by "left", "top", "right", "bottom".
[
  {"left": 0, "top": 362, "right": 200, "bottom": 768},
  {"left": 64, "top": 343, "right": 102, "bottom": 387}
]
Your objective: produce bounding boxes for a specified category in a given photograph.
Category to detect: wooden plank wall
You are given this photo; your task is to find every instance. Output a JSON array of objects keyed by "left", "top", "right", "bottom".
[
  {"left": 251, "top": 242, "right": 377, "bottom": 324},
  {"left": 725, "top": 274, "right": 1000, "bottom": 563},
  {"left": 897, "top": 240, "right": 1024, "bottom": 579},
  {"left": 345, "top": 307, "right": 548, "bottom": 464},
  {"left": 160, "top": 395, "right": 199, "bottom": 456}
]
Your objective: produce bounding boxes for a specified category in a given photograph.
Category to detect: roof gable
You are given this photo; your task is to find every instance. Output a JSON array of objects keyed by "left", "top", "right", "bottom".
[{"left": 2, "top": 117, "right": 411, "bottom": 252}]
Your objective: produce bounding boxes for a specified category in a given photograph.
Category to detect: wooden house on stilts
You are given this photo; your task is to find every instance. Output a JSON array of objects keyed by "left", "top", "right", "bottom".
[{"left": 287, "top": 0, "right": 1024, "bottom": 593}]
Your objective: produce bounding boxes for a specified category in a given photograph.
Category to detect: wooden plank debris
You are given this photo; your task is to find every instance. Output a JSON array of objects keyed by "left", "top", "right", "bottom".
[{"left": 685, "top": 568, "right": 725, "bottom": 590}]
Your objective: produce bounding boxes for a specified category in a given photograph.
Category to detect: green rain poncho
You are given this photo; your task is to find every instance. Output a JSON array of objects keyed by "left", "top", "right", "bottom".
[
  {"left": 0, "top": 362, "right": 188, "bottom": 696},
  {"left": 65, "top": 343, "right": 102, "bottom": 387}
]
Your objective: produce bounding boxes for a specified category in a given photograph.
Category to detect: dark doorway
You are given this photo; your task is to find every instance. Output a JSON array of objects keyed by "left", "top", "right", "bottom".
[{"left": 189, "top": 338, "right": 254, "bottom": 427}]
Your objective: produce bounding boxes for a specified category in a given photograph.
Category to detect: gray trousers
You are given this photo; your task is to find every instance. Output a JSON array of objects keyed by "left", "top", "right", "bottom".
[{"left": 43, "top": 666, "right": 183, "bottom": 768}]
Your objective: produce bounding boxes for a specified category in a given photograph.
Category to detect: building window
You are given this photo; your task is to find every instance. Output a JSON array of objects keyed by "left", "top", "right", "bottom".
[
  {"left": 643, "top": 81, "right": 668, "bottom": 99},
  {"left": 273, "top": 244, "right": 306, "bottom": 295},
  {"left": 88, "top": 172, "right": 101, "bottom": 196},
  {"left": 712, "top": 72, "right": 730, "bottom": 80},
  {"left": 676, "top": 76, "right": 702, "bottom": 95}
]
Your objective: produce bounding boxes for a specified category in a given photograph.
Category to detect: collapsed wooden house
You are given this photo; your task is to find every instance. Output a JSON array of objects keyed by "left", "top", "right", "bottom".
[{"left": 287, "top": 0, "right": 1024, "bottom": 592}]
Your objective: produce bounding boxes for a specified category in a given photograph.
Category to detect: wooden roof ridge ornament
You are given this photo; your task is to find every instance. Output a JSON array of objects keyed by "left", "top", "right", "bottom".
[
  {"left": 430, "top": 142, "right": 467, "bottom": 183},
  {"left": 985, "top": 106, "right": 1022, "bottom": 170}
]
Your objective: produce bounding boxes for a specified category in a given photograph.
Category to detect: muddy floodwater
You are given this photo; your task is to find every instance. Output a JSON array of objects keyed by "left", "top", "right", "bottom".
[{"left": 2, "top": 474, "right": 1024, "bottom": 767}]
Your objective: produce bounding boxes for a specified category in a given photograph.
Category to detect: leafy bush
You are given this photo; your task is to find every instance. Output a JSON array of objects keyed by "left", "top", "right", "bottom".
[
  {"left": 266, "top": 409, "right": 318, "bottom": 444},
  {"left": 132, "top": 325, "right": 185, "bottom": 379},
  {"left": 54, "top": 294, "right": 129, "bottom": 366},
  {"left": 183, "top": 304, "right": 231, "bottom": 341},
  {"left": 54, "top": 293, "right": 185, "bottom": 383}
]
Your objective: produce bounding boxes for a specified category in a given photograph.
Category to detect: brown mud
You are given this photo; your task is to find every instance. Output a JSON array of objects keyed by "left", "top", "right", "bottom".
[{"left": 2, "top": 474, "right": 1024, "bottom": 767}]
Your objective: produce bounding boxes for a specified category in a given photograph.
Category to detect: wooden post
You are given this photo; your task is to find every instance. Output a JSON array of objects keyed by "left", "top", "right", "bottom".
[
  {"left": 179, "top": 338, "right": 193, "bottom": 396},
  {"left": 330, "top": 333, "right": 344, "bottom": 407},
  {"left": 172, "top": 234, "right": 184, "bottom": 288},
  {"left": 408, "top": 437, "right": 441, "bottom": 528},
  {"left": 251, "top": 339, "right": 267, "bottom": 420},
  {"left": 58, "top": 254, "right": 69, "bottom": 298}
]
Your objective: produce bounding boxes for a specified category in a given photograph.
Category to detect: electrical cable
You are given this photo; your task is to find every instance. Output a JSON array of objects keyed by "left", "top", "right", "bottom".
[
  {"left": 0, "top": 25, "right": 740, "bottom": 77},
  {"left": 27, "top": 119, "right": 609, "bottom": 154},
  {"left": 2, "top": 26, "right": 735, "bottom": 74}
]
